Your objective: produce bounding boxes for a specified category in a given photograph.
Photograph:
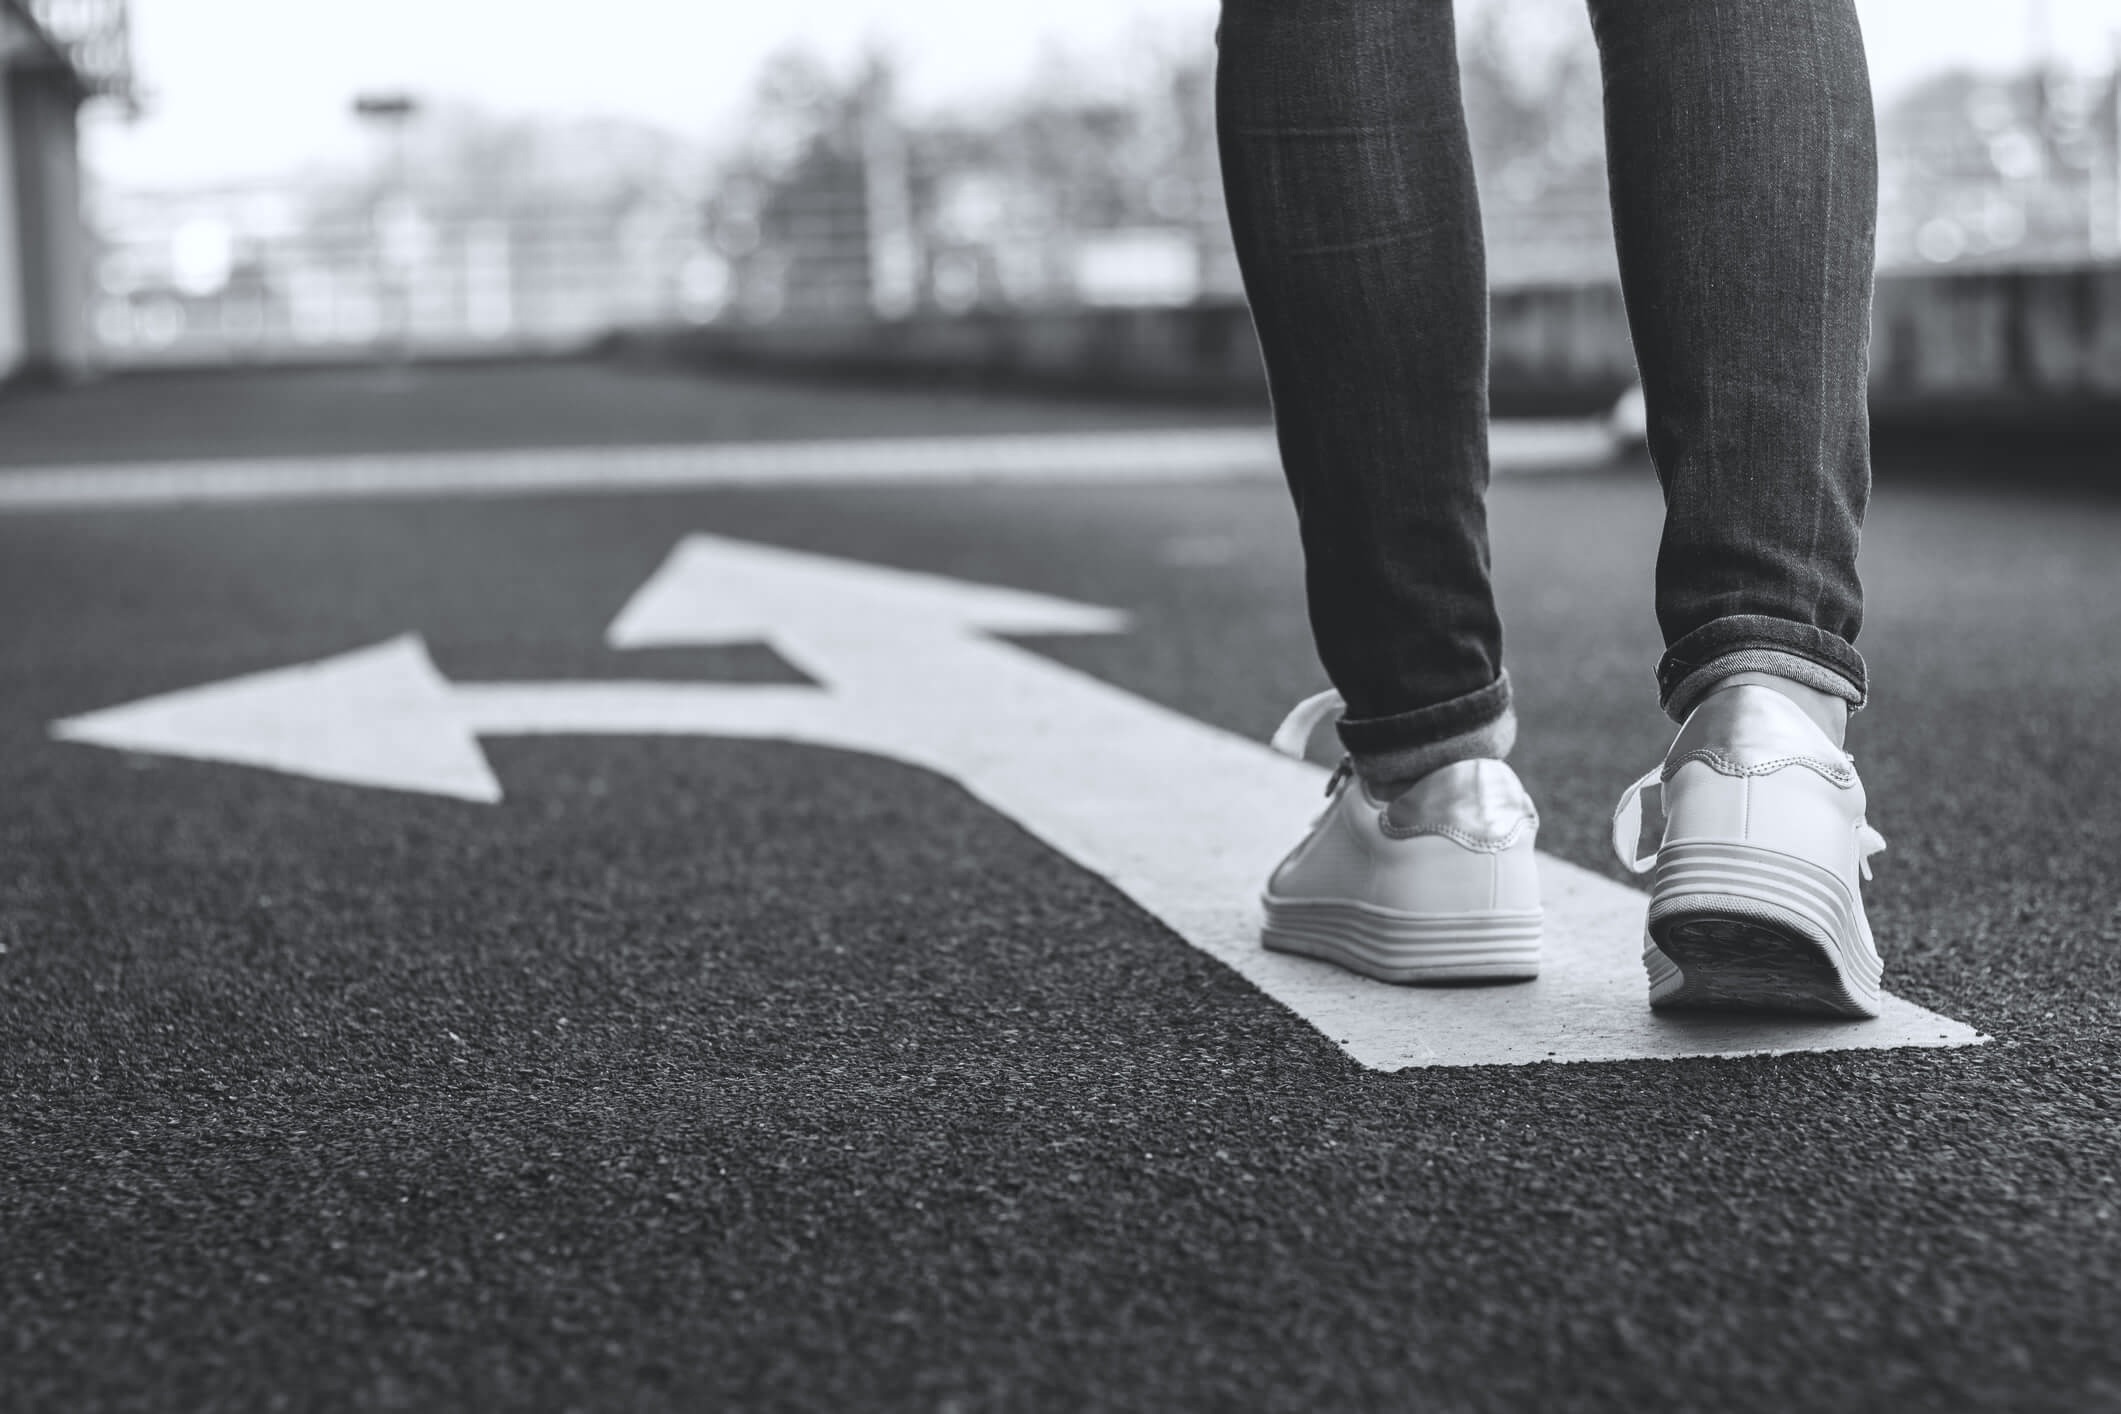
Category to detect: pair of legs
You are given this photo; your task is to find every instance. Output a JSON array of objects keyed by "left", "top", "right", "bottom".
[{"left": 1217, "top": 0, "right": 1878, "bottom": 780}]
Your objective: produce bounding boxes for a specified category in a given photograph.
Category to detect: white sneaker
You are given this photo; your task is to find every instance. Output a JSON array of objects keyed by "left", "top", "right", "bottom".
[
  {"left": 1612, "top": 683, "right": 1888, "bottom": 1017},
  {"left": 1261, "top": 691, "right": 1543, "bottom": 983}
]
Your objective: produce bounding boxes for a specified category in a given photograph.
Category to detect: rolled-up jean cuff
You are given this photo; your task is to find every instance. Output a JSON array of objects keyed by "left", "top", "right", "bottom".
[
  {"left": 1337, "top": 671, "right": 1516, "bottom": 786},
  {"left": 1657, "top": 616, "right": 1866, "bottom": 723}
]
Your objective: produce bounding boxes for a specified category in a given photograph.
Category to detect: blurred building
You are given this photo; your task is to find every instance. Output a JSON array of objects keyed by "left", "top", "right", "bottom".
[{"left": 0, "top": 0, "right": 129, "bottom": 380}]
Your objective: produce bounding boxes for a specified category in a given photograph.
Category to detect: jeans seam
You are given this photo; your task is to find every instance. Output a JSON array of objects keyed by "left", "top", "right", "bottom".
[{"left": 1808, "top": 0, "right": 1837, "bottom": 630}]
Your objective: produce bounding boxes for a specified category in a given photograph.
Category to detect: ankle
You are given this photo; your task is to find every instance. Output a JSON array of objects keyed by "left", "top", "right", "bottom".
[{"left": 1349, "top": 707, "right": 1519, "bottom": 800}]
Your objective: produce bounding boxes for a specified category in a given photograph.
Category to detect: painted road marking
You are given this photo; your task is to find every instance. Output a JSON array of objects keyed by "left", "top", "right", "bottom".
[
  {"left": 52, "top": 534, "right": 1982, "bottom": 1070},
  {"left": 0, "top": 421, "right": 1617, "bottom": 514}
]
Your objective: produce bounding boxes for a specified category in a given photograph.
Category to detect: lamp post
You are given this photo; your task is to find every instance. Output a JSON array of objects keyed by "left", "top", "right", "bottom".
[{"left": 352, "top": 92, "right": 421, "bottom": 363}]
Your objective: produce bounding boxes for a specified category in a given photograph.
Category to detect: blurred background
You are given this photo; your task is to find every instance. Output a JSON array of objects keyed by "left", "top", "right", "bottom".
[{"left": 0, "top": 0, "right": 2113, "bottom": 415}]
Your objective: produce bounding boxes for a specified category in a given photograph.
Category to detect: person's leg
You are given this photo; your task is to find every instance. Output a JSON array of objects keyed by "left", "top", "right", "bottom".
[
  {"left": 1222, "top": 0, "right": 1543, "bottom": 985},
  {"left": 1216, "top": 0, "right": 1511, "bottom": 787},
  {"left": 1586, "top": 0, "right": 1877, "bottom": 727},
  {"left": 1591, "top": 0, "right": 1885, "bottom": 1016}
]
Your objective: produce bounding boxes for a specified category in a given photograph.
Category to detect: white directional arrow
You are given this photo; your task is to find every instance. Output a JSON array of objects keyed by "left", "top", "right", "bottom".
[
  {"left": 53, "top": 534, "right": 1983, "bottom": 1069},
  {"left": 54, "top": 635, "right": 502, "bottom": 802}
]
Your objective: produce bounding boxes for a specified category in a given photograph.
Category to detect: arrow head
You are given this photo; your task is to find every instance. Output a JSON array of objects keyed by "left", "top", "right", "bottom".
[
  {"left": 52, "top": 634, "right": 503, "bottom": 803},
  {"left": 607, "top": 534, "right": 1129, "bottom": 649}
]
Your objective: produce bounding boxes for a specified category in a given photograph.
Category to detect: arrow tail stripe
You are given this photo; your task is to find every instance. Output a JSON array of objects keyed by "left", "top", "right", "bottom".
[{"left": 454, "top": 683, "right": 850, "bottom": 742}]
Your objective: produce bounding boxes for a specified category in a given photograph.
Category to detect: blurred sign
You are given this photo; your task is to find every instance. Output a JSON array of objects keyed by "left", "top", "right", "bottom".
[{"left": 352, "top": 92, "right": 420, "bottom": 121}]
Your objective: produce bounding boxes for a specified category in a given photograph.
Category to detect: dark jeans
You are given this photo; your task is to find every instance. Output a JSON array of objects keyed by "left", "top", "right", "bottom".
[{"left": 1216, "top": 0, "right": 1877, "bottom": 776}]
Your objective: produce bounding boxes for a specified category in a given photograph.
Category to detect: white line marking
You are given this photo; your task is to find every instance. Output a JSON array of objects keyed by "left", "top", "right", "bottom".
[
  {"left": 0, "top": 421, "right": 1616, "bottom": 514},
  {"left": 50, "top": 534, "right": 1981, "bottom": 1068}
]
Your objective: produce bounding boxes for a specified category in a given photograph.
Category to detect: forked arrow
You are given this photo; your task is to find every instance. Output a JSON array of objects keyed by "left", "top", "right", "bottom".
[
  {"left": 52, "top": 536, "right": 1133, "bottom": 806},
  {"left": 52, "top": 534, "right": 1982, "bottom": 1069}
]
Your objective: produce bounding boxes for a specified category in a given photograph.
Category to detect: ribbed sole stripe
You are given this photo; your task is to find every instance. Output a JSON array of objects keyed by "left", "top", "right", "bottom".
[
  {"left": 1261, "top": 897, "right": 1543, "bottom": 982},
  {"left": 1649, "top": 841, "right": 1883, "bottom": 992}
]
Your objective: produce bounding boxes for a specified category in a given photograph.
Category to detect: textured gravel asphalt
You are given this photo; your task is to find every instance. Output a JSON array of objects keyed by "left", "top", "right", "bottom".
[{"left": 1, "top": 363, "right": 2117, "bottom": 1412}]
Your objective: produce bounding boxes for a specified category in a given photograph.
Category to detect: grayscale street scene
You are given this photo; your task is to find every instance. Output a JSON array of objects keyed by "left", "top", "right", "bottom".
[{"left": 3, "top": 0, "right": 2119, "bottom": 1408}]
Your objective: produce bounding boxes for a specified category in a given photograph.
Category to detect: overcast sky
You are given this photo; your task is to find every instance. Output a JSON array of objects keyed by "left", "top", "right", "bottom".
[{"left": 83, "top": 0, "right": 2121, "bottom": 190}]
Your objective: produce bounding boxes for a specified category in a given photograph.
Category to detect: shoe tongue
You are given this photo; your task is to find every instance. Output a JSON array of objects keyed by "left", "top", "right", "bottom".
[{"left": 1384, "top": 759, "right": 1528, "bottom": 837}]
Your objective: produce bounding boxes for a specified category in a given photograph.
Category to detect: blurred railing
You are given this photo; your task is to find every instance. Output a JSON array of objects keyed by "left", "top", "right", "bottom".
[
  {"left": 82, "top": 169, "right": 2117, "bottom": 369},
  {"left": 87, "top": 195, "right": 714, "bottom": 365},
  {"left": 83, "top": 189, "right": 1633, "bottom": 366}
]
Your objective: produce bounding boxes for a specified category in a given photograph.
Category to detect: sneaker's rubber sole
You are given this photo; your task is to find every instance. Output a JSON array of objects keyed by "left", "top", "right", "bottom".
[
  {"left": 1644, "top": 840, "right": 1882, "bottom": 1018},
  {"left": 1261, "top": 895, "right": 1542, "bottom": 984}
]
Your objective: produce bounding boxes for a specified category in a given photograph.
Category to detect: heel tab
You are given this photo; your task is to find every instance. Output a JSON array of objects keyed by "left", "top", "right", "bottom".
[
  {"left": 1672, "top": 683, "right": 1850, "bottom": 776},
  {"left": 1385, "top": 757, "right": 1537, "bottom": 848}
]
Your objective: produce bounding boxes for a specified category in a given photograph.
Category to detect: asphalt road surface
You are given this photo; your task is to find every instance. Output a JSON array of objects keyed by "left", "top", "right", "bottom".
[{"left": 3, "top": 361, "right": 2117, "bottom": 1411}]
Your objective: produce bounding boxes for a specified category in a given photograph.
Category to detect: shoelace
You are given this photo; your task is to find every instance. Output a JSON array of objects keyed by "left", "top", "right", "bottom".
[
  {"left": 1270, "top": 687, "right": 1354, "bottom": 795},
  {"left": 1610, "top": 765, "right": 1888, "bottom": 878}
]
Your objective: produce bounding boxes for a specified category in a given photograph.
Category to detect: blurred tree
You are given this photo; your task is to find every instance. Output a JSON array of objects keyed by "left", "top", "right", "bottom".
[
  {"left": 1458, "top": 0, "right": 1607, "bottom": 202},
  {"left": 1458, "top": 0, "right": 1614, "bottom": 281},
  {"left": 742, "top": 48, "right": 864, "bottom": 179},
  {"left": 710, "top": 47, "right": 895, "bottom": 321},
  {"left": 1878, "top": 67, "right": 2118, "bottom": 266}
]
